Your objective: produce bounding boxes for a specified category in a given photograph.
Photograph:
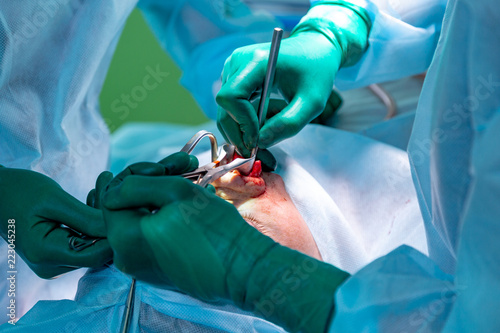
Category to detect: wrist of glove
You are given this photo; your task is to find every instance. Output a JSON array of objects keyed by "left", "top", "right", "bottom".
[
  {"left": 225, "top": 222, "right": 350, "bottom": 333},
  {"left": 291, "top": 0, "right": 372, "bottom": 67}
]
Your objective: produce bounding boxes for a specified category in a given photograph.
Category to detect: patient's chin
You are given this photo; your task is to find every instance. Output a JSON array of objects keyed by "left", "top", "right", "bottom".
[{"left": 212, "top": 171, "right": 322, "bottom": 261}]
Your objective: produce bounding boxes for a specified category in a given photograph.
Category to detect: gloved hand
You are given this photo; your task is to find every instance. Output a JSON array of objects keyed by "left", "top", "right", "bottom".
[
  {"left": 0, "top": 166, "right": 113, "bottom": 279},
  {"left": 86, "top": 171, "right": 113, "bottom": 209},
  {"left": 94, "top": 151, "right": 200, "bottom": 282},
  {"left": 102, "top": 175, "right": 350, "bottom": 333},
  {"left": 217, "top": 1, "right": 371, "bottom": 156},
  {"left": 86, "top": 152, "right": 199, "bottom": 209}
]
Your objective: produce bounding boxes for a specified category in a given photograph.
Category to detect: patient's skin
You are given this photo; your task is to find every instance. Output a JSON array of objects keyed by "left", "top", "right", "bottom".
[{"left": 211, "top": 165, "right": 322, "bottom": 260}]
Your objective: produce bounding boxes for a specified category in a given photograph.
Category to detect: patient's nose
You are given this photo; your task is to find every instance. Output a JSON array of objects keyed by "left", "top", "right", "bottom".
[{"left": 212, "top": 169, "right": 266, "bottom": 201}]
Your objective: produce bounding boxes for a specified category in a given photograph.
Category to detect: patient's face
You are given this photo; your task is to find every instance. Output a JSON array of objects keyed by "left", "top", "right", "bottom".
[{"left": 211, "top": 163, "right": 322, "bottom": 260}]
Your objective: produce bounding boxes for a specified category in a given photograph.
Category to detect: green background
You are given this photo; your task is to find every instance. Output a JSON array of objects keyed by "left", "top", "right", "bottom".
[{"left": 99, "top": 9, "right": 209, "bottom": 133}]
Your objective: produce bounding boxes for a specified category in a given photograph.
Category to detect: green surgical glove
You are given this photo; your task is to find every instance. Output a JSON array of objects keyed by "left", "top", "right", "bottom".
[
  {"left": 93, "top": 152, "right": 199, "bottom": 283},
  {"left": 217, "top": 0, "right": 371, "bottom": 156},
  {"left": 0, "top": 166, "right": 113, "bottom": 279},
  {"left": 86, "top": 171, "right": 113, "bottom": 209},
  {"left": 102, "top": 175, "right": 350, "bottom": 333},
  {"left": 86, "top": 152, "right": 199, "bottom": 209}
]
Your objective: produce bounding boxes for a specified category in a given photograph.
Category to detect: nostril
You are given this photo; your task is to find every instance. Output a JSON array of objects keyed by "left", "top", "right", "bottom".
[{"left": 247, "top": 160, "right": 262, "bottom": 178}]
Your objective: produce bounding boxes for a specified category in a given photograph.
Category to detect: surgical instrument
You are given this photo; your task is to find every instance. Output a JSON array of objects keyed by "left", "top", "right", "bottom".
[
  {"left": 368, "top": 84, "right": 397, "bottom": 119},
  {"left": 59, "top": 225, "right": 103, "bottom": 252},
  {"left": 180, "top": 130, "right": 219, "bottom": 162},
  {"left": 248, "top": 28, "right": 283, "bottom": 173},
  {"left": 120, "top": 279, "right": 136, "bottom": 333},
  {"left": 68, "top": 234, "right": 102, "bottom": 252},
  {"left": 180, "top": 131, "right": 256, "bottom": 188}
]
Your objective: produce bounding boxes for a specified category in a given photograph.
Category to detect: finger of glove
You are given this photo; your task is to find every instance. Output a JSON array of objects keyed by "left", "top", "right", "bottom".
[
  {"left": 266, "top": 98, "right": 289, "bottom": 118},
  {"left": 107, "top": 162, "right": 166, "bottom": 191},
  {"left": 217, "top": 109, "right": 251, "bottom": 157},
  {"left": 314, "top": 90, "right": 343, "bottom": 123},
  {"left": 87, "top": 171, "right": 113, "bottom": 208},
  {"left": 86, "top": 189, "right": 96, "bottom": 208},
  {"left": 256, "top": 149, "right": 277, "bottom": 172},
  {"left": 103, "top": 176, "right": 194, "bottom": 211},
  {"left": 44, "top": 227, "right": 113, "bottom": 268},
  {"left": 217, "top": 64, "right": 265, "bottom": 150},
  {"left": 259, "top": 95, "right": 325, "bottom": 148},
  {"left": 206, "top": 184, "right": 216, "bottom": 194},
  {"left": 327, "top": 89, "right": 343, "bottom": 110},
  {"left": 94, "top": 171, "right": 113, "bottom": 209},
  {"left": 43, "top": 191, "right": 108, "bottom": 238},
  {"left": 158, "top": 152, "right": 199, "bottom": 175}
]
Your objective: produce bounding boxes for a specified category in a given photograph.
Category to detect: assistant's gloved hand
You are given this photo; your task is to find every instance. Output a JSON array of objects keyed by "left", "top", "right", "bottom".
[
  {"left": 86, "top": 152, "right": 199, "bottom": 209},
  {"left": 86, "top": 171, "right": 113, "bottom": 209},
  {"left": 0, "top": 166, "right": 113, "bottom": 279},
  {"left": 217, "top": 1, "right": 371, "bottom": 156},
  {"left": 102, "top": 175, "right": 350, "bottom": 333}
]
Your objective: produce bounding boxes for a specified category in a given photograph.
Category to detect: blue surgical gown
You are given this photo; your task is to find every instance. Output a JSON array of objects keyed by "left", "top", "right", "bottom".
[{"left": 330, "top": 0, "right": 500, "bottom": 331}]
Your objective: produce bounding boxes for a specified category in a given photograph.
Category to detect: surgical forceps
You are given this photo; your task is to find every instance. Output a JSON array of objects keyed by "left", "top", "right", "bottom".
[
  {"left": 180, "top": 130, "right": 256, "bottom": 187},
  {"left": 62, "top": 225, "right": 103, "bottom": 252}
]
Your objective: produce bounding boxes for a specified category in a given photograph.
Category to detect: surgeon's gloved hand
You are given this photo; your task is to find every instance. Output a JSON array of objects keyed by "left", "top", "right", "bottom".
[
  {"left": 217, "top": 1, "right": 371, "bottom": 156},
  {"left": 86, "top": 152, "right": 199, "bottom": 209},
  {"left": 102, "top": 175, "right": 350, "bottom": 333},
  {"left": 87, "top": 171, "right": 113, "bottom": 209},
  {"left": 0, "top": 166, "right": 113, "bottom": 279}
]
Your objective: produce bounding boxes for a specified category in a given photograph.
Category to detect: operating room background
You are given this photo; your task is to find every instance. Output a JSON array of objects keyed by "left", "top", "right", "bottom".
[{"left": 99, "top": 9, "right": 209, "bottom": 132}]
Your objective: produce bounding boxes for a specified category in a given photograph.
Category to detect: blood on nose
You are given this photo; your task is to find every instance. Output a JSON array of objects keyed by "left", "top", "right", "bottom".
[{"left": 232, "top": 153, "right": 262, "bottom": 178}]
